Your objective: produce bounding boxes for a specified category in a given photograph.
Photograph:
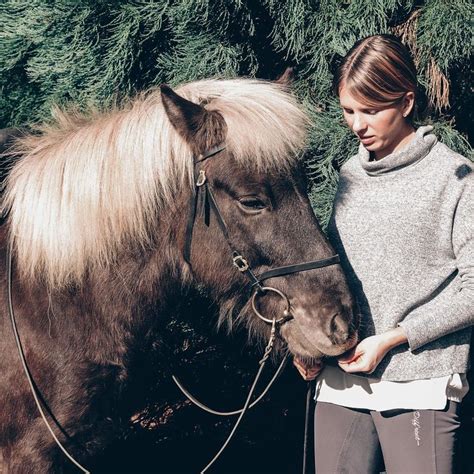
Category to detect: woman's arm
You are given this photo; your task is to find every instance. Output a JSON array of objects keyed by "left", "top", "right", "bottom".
[{"left": 398, "top": 180, "right": 474, "bottom": 351}]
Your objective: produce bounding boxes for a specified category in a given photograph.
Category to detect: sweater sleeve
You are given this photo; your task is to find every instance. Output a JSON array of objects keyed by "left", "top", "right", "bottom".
[{"left": 399, "top": 174, "right": 474, "bottom": 351}]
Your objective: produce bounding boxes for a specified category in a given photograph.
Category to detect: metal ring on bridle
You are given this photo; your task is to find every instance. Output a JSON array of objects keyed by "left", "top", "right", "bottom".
[{"left": 251, "top": 286, "right": 292, "bottom": 324}]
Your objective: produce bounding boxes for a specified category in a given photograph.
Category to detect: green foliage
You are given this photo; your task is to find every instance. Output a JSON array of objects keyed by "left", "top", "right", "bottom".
[
  {"left": 417, "top": 0, "right": 473, "bottom": 72},
  {"left": 305, "top": 97, "right": 358, "bottom": 224},
  {"left": 0, "top": 0, "right": 472, "bottom": 225}
]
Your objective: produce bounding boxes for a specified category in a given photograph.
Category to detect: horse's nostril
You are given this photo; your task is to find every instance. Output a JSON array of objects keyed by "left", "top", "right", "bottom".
[
  {"left": 330, "top": 313, "right": 339, "bottom": 333},
  {"left": 328, "top": 313, "right": 349, "bottom": 344}
]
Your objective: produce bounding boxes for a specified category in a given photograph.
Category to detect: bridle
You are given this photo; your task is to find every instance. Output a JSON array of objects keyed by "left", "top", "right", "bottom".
[
  {"left": 6, "top": 142, "right": 341, "bottom": 473},
  {"left": 182, "top": 143, "right": 340, "bottom": 324},
  {"left": 173, "top": 143, "right": 341, "bottom": 472}
]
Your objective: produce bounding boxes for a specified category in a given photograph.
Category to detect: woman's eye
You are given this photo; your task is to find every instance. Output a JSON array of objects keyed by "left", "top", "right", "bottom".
[
  {"left": 367, "top": 109, "right": 378, "bottom": 115},
  {"left": 239, "top": 198, "right": 266, "bottom": 210}
]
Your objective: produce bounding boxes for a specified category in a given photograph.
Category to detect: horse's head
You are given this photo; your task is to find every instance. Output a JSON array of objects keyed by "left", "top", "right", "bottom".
[{"left": 161, "top": 81, "right": 358, "bottom": 361}]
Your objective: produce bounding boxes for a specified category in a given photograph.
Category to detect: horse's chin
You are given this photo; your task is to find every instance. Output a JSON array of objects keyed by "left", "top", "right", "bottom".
[
  {"left": 280, "top": 322, "right": 319, "bottom": 358},
  {"left": 281, "top": 320, "right": 358, "bottom": 361},
  {"left": 285, "top": 336, "right": 324, "bottom": 361}
]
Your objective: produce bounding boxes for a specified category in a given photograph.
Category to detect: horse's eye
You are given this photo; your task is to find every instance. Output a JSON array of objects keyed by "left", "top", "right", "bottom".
[{"left": 239, "top": 198, "right": 266, "bottom": 211}]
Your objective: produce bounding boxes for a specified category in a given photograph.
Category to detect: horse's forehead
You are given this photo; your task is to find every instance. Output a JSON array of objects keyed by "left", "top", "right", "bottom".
[{"left": 210, "top": 156, "right": 298, "bottom": 187}]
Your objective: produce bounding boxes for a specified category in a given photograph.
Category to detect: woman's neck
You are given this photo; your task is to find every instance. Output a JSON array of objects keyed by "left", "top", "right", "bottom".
[{"left": 372, "top": 124, "right": 416, "bottom": 161}]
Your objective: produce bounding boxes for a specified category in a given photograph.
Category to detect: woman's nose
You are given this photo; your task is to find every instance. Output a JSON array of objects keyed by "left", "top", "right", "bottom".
[{"left": 352, "top": 114, "right": 367, "bottom": 133}]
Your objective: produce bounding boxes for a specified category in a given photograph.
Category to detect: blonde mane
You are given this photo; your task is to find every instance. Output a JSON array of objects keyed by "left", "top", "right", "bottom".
[{"left": 3, "top": 78, "right": 309, "bottom": 288}]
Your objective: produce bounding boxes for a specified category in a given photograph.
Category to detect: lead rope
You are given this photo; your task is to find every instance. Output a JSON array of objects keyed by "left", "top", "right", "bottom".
[
  {"left": 303, "top": 380, "right": 316, "bottom": 474},
  {"left": 171, "top": 355, "right": 288, "bottom": 416},
  {"left": 6, "top": 241, "right": 90, "bottom": 473},
  {"left": 200, "top": 318, "right": 278, "bottom": 473}
]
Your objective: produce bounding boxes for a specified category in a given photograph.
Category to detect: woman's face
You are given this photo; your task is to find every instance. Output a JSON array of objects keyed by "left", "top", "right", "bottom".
[{"left": 339, "top": 87, "right": 415, "bottom": 159}]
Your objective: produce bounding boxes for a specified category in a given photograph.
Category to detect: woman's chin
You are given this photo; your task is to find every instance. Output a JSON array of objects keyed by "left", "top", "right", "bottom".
[{"left": 361, "top": 141, "right": 380, "bottom": 151}]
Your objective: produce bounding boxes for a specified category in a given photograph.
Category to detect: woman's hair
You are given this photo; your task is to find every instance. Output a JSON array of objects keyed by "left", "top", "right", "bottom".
[{"left": 333, "top": 34, "right": 417, "bottom": 115}]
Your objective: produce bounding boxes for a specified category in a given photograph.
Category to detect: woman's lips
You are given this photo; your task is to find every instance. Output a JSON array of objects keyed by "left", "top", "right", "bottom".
[{"left": 360, "top": 136, "right": 375, "bottom": 145}]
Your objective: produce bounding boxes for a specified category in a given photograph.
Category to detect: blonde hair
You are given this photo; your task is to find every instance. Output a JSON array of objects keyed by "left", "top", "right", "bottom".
[
  {"left": 334, "top": 34, "right": 417, "bottom": 111},
  {"left": 3, "top": 78, "right": 309, "bottom": 288}
]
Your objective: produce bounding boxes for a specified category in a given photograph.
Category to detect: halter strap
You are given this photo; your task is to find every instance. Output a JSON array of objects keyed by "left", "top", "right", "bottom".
[
  {"left": 256, "top": 255, "right": 341, "bottom": 283},
  {"left": 195, "top": 144, "right": 227, "bottom": 164},
  {"left": 183, "top": 144, "right": 227, "bottom": 264}
]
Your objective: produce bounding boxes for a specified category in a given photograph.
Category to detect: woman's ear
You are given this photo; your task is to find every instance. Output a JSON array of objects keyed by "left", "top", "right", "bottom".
[{"left": 402, "top": 91, "right": 415, "bottom": 118}]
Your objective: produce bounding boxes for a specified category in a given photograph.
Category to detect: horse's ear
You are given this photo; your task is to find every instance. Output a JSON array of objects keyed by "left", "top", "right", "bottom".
[
  {"left": 275, "top": 67, "right": 295, "bottom": 87},
  {"left": 160, "top": 84, "right": 207, "bottom": 144}
]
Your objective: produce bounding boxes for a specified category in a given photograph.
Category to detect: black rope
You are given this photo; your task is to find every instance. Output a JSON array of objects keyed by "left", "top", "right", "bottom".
[
  {"left": 184, "top": 142, "right": 341, "bottom": 290},
  {"left": 302, "top": 380, "right": 316, "bottom": 474},
  {"left": 172, "top": 355, "right": 288, "bottom": 416},
  {"left": 183, "top": 186, "right": 199, "bottom": 263},
  {"left": 194, "top": 144, "right": 227, "bottom": 164},
  {"left": 183, "top": 144, "right": 226, "bottom": 264},
  {"left": 200, "top": 318, "right": 278, "bottom": 473}
]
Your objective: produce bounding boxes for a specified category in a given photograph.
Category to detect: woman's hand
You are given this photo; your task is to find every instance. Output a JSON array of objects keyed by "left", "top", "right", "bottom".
[
  {"left": 293, "top": 357, "right": 323, "bottom": 381},
  {"left": 337, "top": 327, "right": 408, "bottom": 374}
]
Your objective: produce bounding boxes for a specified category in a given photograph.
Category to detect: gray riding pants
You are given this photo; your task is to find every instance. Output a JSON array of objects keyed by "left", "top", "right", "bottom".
[{"left": 314, "top": 401, "right": 461, "bottom": 473}]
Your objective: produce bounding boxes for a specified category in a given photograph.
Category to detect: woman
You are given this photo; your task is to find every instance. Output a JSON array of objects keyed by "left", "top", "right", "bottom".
[{"left": 295, "top": 34, "right": 473, "bottom": 473}]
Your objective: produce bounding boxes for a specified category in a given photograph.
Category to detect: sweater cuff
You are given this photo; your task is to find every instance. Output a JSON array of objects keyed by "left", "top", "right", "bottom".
[{"left": 398, "top": 320, "right": 426, "bottom": 351}]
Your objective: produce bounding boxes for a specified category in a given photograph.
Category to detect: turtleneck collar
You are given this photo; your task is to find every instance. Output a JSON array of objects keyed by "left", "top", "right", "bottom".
[{"left": 358, "top": 125, "right": 438, "bottom": 176}]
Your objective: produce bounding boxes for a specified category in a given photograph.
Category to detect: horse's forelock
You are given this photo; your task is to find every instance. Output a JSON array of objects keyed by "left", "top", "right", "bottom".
[
  {"left": 178, "top": 79, "right": 309, "bottom": 173},
  {"left": 4, "top": 78, "right": 309, "bottom": 288}
]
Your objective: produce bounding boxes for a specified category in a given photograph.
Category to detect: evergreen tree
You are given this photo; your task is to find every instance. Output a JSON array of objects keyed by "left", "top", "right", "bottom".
[{"left": 1, "top": 2, "right": 472, "bottom": 222}]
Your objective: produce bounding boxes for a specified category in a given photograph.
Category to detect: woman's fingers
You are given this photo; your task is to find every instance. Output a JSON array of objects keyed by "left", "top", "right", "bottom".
[
  {"left": 293, "top": 357, "right": 323, "bottom": 380},
  {"left": 338, "top": 354, "right": 375, "bottom": 374},
  {"left": 338, "top": 359, "right": 365, "bottom": 373},
  {"left": 337, "top": 347, "right": 358, "bottom": 363}
]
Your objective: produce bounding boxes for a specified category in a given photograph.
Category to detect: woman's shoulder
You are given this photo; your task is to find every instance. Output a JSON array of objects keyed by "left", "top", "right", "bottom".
[
  {"left": 339, "top": 153, "right": 360, "bottom": 176},
  {"left": 428, "top": 141, "right": 473, "bottom": 183},
  {"left": 431, "top": 141, "right": 472, "bottom": 166}
]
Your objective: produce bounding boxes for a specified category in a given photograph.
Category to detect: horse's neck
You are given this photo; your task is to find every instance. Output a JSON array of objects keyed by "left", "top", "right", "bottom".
[{"left": 5, "top": 219, "right": 185, "bottom": 360}]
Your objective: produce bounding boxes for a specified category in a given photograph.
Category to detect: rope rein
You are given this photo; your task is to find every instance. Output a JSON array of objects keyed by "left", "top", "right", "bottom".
[
  {"left": 199, "top": 318, "right": 278, "bottom": 473},
  {"left": 171, "top": 356, "right": 288, "bottom": 417}
]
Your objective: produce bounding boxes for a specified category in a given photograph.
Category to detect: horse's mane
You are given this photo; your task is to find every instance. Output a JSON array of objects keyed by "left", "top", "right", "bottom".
[{"left": 3, "top": 78, "right": 309, "bottom": 288}]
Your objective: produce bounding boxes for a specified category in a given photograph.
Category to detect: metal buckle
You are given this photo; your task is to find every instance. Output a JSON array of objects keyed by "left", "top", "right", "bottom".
[
  {"left": 196, "top": 170, "right": 206, "bottom": 187},
  {"left": 232, "top": 254, "right": 249, "bottom": 272}
]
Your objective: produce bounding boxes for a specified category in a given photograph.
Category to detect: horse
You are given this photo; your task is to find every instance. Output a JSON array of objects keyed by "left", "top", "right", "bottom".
[{"left": 0, "top": 77, "right": 358, "bottom": 472}]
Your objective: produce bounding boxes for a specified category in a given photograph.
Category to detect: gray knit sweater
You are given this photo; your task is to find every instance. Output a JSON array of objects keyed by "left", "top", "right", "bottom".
[{"left": 328, "top": 126, "right": 474, "bottom": 381}]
